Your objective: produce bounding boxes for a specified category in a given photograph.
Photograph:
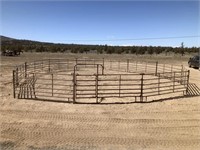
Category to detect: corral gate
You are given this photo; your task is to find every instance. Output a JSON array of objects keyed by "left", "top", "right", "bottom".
[
  {"left": 73, "top": 64, "right": 104, "bottom": 103},
  {"left": 73, "top": 64, "right": 145, "bottom": 103}
]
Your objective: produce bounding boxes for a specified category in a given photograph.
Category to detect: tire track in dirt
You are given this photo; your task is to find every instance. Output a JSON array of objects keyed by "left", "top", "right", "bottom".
[
  {"left": 1, "top": 122, "right": 200, "bottom": 150},
  {"left": 1, "top": 109, "right": 200, "bottom": 126},
  {"left": 1, "top": 109, "right": 200, "bottom": 149},
  {"left": 1, "top": 109, "right": 200, "bottom": 140}
]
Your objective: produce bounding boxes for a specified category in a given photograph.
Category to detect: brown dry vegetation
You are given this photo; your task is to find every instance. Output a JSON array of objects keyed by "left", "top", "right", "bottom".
[{"left": 0, "top": 52, "right": 200, "bottom": 150}]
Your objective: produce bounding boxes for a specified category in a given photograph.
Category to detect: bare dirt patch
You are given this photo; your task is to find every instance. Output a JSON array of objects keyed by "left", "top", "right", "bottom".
[{"left": 0, "top": 53, "right": 200, "bottom": 150}]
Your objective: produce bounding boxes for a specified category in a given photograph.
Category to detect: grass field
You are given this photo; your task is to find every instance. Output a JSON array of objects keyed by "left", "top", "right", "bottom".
[{"left": 0, "top": 52, "right": 200, "bottom": 150}]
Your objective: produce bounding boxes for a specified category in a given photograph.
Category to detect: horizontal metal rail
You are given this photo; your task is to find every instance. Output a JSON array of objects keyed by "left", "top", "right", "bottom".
[{"left": 13, "top": 58, "right": 189, "bottom": 103}]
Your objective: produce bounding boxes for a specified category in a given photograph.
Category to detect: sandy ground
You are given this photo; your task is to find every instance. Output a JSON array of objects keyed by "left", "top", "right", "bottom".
[{"left": 0, "top": 53, "right": 200, "bottom": 150}]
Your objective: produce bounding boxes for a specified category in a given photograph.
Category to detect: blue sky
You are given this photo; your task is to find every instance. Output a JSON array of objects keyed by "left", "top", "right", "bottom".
[{"left": 1, "top": 1, "right": 199, "bottom": 47}]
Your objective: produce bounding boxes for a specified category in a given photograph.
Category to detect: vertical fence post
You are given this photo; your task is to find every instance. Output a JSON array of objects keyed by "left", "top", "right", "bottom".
[
  {"left": 173, "top": 72, "right": 175, "bottom": 92},
  {"left": 102, "top": 64, "right": 104, "bottom": 75},
  {"left": 145, "top": 61, "right": 147, "bottom": 73},
  {"left": 118, "top": 60, "right": 120, "bottom": 70},
  {"left": 97, "top": 64, "right": 99, "bottom": 75},
  {"left": 34, "top": 61, "right": 36, "bottom": 72},
  {"left": 13, "top": 70, "right": 16, "bottom": 98},
  {"left": 27, "top": 79, "right": 29, "bottom": 99},
  {"left": 58, "top": 59, "right": 61, "bottom": 70},
  {"left": 42, "top": 60, "right": 44, "bottom": 71},
  {"left": 155, "top": 61, "right": 158, "bottom": 76},
  {"left": 182, "top": 71, "right": 185, "bottom": 87},
  {"left": 103, "top": 58, "right": 105, "bottom": 68},
  {"left": 85, "top": 58, "right": 86, "bottom": 68},
  {"left": 180, "top": 65, "right": 183, "bottom": 84},
  {"left": 127, "top": 59, "right": 129, "bottom": 72},
  {"left": 119, "top": 75, "right": 121, "bottom": 97},
  {"left": 185, "top": 70, "right": 187, "bottom": 87},
  {"left": 52, "top": 73, "right": 53, "bottom": 96},
  {"left": 48, "top": 59, "right": 51, "bottom": 73},
  {"left": 158, "top": 73, "right": 160, "bottom": 95},
  {"left": 163, "top": 64, "right": 165, "bottom": 76},
  {"left": 16, "top": 67, "right": 19, "bottom": 85},
  {"left": 186, "top": 70, "right": 190, "bottom": 95},
  {"left": 95, "top": 74, "right": 99, "bottom": 103},
  {"left": 136, "top": 61, "right": 137, "bottom": 71},
  {"left": 73, "top": 73, "right": 77, "bottom": 104},
  {"left": 32, "top": 73, "right": 36, "bottom": 98},
  {"left": 23, "top": 81, "right": 26, "bottom": 98},
  {"left": 25, "top": 62, "right": 27, "bottom": 78},
  {"left": 171, "top": 65, "right": 173, "bottom": 79},
  {"left": 140, "top": 73, "right": 144, "bottom": 102}
]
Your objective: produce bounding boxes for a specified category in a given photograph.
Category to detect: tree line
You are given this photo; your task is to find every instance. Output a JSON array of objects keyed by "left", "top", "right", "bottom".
[{"left": 1, "top": 39, "right": 199, "bottom": 55}]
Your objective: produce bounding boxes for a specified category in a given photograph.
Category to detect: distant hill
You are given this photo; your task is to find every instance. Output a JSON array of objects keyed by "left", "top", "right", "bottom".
[
  {"left": 0, "top": 35, "right": 199, "bottom": 55},
  {"left": 0, "top": 35, "right": 54, "bottom": 45},
  {"left": 0, "top": 35, "right": 16, "bottom": 41}
]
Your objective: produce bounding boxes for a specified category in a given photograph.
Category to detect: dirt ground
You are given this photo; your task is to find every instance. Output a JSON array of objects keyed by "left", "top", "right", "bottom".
[{"left": 0, "top": 53, "right": 200, "bottom": 150}]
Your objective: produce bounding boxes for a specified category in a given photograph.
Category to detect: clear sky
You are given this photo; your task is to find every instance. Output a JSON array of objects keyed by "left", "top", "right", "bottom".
[{"left": 1, "top": 0, "right": 199, "bottom": 47}]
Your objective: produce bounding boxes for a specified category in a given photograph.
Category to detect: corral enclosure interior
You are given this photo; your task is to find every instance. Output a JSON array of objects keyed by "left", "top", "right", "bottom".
[
  {"left": 1, "top": 53, "right": 200, "bottom": 150},
  {"left": 13, "top": 58, "right": 190, "bottom": 103}
]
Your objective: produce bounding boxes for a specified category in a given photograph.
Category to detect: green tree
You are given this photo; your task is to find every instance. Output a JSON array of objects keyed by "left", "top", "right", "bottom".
[
  {"left": 104, "top": 44, "right": 108, "bottom": 53},
  {"left": 147, "top": 46, "right": 153, "bottom": 55},
  {"left": 131, "top": 46, "right": 136, "bottom": 54}
]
